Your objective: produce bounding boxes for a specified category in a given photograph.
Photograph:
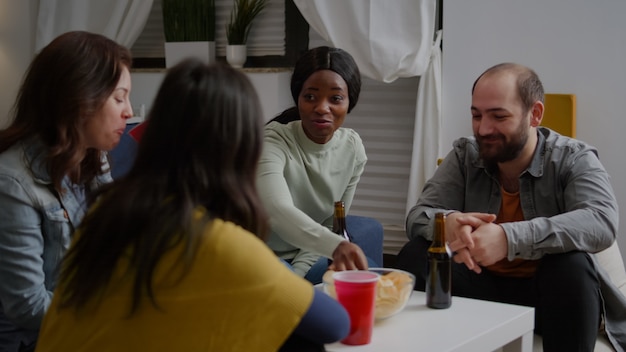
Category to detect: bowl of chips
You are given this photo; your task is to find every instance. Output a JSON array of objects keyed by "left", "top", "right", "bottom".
[{"left": 323, "top": 267, "right": 415, "bottom": 320}]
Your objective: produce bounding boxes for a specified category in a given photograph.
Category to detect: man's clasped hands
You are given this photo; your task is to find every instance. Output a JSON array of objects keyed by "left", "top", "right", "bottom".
[{"left": 446, "top": 212, "right": 508, "bottom": 274}]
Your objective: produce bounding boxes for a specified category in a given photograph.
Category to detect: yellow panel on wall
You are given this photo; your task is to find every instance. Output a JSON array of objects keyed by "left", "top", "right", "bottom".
[{"left": 542, "top": 94, "right": 576, "bottom": 138}]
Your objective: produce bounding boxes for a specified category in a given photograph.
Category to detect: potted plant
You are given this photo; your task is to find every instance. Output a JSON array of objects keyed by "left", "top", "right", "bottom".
[
  {"left": 225, "top": 0, "right": 268, "bottom": 68},
  {"left": 162, "top": 0, "right": 216, "bottom": 67}
]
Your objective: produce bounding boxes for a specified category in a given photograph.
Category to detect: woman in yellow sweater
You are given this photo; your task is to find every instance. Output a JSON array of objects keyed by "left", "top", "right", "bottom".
[{"left": 35, "top": 60, "right": 349, "bottom": 352}]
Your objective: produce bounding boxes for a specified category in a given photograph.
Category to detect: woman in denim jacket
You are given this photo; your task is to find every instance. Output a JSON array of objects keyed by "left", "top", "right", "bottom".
[{"left": 0, "top": 31, "right": 133, "bottom": 352}]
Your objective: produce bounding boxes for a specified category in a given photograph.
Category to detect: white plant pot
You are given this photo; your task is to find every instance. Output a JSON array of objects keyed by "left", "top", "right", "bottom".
[
  {"left": 226, "top": 45, "right": 247, "bottom": 69},
  {"left": 164, "top": 41, "right": 216, "bottom": 68}
]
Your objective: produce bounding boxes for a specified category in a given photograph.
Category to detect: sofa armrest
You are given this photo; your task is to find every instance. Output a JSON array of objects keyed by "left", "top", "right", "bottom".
[{"left": 595, "top": 241, "right": 626, "bottom": 296}]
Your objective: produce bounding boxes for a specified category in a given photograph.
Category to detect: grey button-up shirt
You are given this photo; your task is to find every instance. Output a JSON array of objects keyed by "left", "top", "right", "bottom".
[{"left": 407, "top": 127, "right": 625, "bottom": 350}]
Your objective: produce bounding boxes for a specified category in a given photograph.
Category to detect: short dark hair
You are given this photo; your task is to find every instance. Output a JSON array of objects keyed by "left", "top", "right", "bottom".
[
  {"left": 290, "top": 46, "right": 362, "bottom": 113},
  {"left": 0, "top": 31, "right": 132, "bottom": 191},
  {"left": 472, "top": 62, "right": 544, "bottom": 114}
]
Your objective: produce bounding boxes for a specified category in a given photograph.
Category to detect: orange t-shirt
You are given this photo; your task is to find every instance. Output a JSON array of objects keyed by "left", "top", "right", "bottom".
[{"left": 486, "top": 188, "right": 539, "bottom": 278}]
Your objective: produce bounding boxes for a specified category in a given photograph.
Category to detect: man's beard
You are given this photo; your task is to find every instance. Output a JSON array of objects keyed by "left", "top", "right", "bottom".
[{"left": 476, "top": 121, "right": 528, "bottom": 167}]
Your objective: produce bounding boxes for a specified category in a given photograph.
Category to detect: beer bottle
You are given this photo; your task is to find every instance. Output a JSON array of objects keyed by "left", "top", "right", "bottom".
[
  {"left": 332, "top": 201, "right": 351, "bottom": 242},
  {"left": 426, "top": 212, "right": 452, "bottom": 309},
  {"left": 328, "top": 201, "right": 351, "bottom": 266}
]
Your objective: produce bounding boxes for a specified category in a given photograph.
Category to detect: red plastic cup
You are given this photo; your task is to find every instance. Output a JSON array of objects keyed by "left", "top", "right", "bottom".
[{"left": 333, "top": 270, "right": 380, "bottom": 345}]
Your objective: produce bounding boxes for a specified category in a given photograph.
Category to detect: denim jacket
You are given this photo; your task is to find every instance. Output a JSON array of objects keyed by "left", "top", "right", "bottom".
[
  {"left": 0, "top": 139, "right": 112, "bottom": 349},
  {"left": 407, "top": 127, "right": 625, "bottom": 350}
]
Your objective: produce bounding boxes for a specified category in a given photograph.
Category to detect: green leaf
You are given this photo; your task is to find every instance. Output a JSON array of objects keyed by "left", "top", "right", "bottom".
[
  {"left": 162, "top": 0, "right": 216, "bottom": 42},
  {"left": 226, "top": 0, "right": 268, "bottom": 45}
]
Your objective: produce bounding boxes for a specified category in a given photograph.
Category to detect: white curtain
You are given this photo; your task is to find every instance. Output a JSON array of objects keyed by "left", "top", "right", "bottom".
[
  {"left": 36, "top": 0, "right": 154, "bottom": 51},
  {"left": 293, "top": 0, "right": 436, "bottom": 82},
  {"left": 406, "top": 30, "right": 442, "bottom": 216},
  {"left": 293, "top": 0, "right": 440, "bottom": 217}
]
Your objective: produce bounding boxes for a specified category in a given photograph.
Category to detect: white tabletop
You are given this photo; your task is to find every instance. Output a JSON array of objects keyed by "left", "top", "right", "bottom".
[{"left": 326, "top": 291, "right": 534, "bottom": 352}]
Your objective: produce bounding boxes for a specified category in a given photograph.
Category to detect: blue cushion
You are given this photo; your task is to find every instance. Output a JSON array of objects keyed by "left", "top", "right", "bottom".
[
  {"left": 108, "top": 123, "right": 139, "bottom": 179},
  {"left": 346, "top": 215, "right": 384, "bottom": 267}
]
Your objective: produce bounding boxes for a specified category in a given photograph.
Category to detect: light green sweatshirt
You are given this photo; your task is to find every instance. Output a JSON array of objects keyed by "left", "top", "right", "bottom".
[{"left": 257, "top": 121, "right": 367, "bottom": 276}]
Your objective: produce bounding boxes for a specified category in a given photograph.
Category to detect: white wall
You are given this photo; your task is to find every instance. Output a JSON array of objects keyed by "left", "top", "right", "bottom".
[
  {"left": 130, "top": 70, "right": 292, "bottom": 123},
  {"left": 442, "top": 0, "right": 626, "bottom": 262},
  {"left": 0, "top": 0, "right": 37, "bottom": 127}
]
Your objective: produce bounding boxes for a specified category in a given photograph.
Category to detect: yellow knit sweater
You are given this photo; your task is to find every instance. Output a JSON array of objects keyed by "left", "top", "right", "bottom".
[{"left": 36, "top": 217, "right": 313, "bottom": 352}]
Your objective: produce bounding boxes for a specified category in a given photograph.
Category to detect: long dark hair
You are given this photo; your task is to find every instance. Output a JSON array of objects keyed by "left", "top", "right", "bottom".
[
  {"left": 0, "top": 31, "right": 132, "bottom": 191},
  {"left": 270, "top": 46, "right": 362, "bottom": 124},
  {"left": 57, "top": 60, "right": 268, "bottom": 313}
]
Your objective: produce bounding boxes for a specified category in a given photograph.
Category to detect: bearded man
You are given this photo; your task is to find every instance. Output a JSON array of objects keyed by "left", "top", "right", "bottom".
[{"left": 396, "top": 63, "right": 626, "bottom": 352}]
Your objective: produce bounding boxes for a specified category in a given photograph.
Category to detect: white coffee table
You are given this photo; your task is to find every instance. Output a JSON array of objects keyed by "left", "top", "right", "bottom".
[{"left": 325, "top": 291, "right": 534, "bottom": 352}]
